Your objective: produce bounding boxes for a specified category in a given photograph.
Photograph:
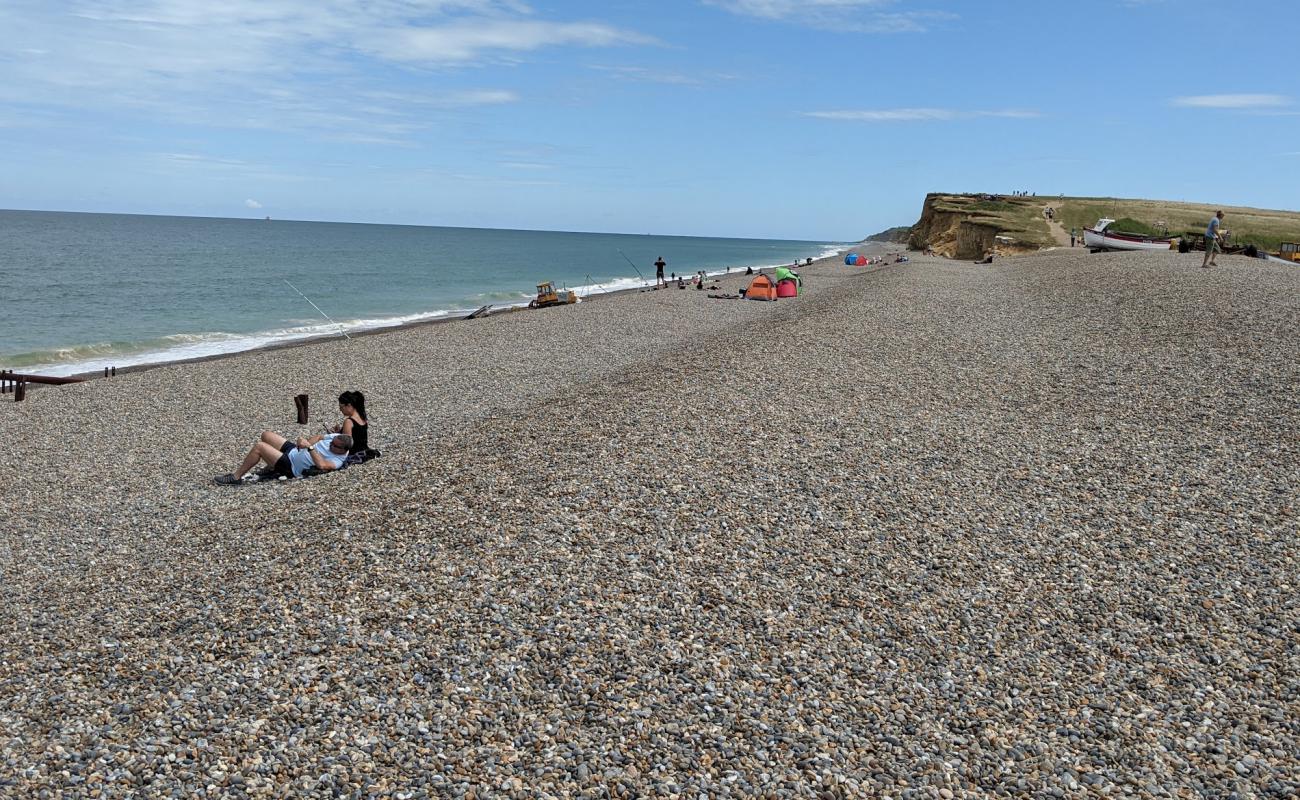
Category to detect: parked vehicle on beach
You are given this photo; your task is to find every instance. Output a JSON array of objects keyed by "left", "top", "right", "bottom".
[
  {"left": 1083, "top": 218, "right": 1176, "bottom": 252},
  {"left": 528, "top": 281, "right": 578, "bottom": 308},
  {"left": 1277, "top": 242, "right": 1300, "bottom": 262}
]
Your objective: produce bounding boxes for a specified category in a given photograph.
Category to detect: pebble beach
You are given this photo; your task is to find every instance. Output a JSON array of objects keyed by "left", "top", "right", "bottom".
[{"left": 1, "top": 247, "right": 1297, "bottom": 797}]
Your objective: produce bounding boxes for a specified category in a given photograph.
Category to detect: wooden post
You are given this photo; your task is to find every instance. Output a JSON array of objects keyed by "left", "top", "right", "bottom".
[
  {"left": 294, "top": 393, "right": 309, "bottom": 424},
  {"left": 14, "top": 380, "right": 26, "bottom": 402}
]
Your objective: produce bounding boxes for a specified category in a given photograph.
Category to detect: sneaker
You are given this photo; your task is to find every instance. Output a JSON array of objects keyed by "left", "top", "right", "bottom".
[{"left": 214, "top": 473, "right": 243, "bottom": 485}]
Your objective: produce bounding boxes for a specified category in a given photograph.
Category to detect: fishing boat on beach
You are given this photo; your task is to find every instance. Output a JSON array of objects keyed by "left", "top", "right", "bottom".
[{"left": 1083, "top": 219, "right": 1175, "bottom": 252}]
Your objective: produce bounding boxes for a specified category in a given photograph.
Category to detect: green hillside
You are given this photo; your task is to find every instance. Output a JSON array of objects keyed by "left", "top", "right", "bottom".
[
  {"left": 1055, "top": 198, "right": 1300, "bottom": 251},
  {"left": 922, "top": 194, "right": 1300, "bottom": 253}
]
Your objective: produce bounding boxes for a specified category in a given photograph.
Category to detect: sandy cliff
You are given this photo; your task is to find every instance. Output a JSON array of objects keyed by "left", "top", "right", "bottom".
[{"left": 907, "top": 194, "right": 1001, "bottom": 259}]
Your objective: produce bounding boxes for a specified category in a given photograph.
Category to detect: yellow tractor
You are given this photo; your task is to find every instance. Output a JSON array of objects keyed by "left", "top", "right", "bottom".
[
  {"left": 529, "top": 281, "right": 578, "bottom": 308},
  {"left": 1279, "top": 242, "right": 1300, "bottom": 262}
]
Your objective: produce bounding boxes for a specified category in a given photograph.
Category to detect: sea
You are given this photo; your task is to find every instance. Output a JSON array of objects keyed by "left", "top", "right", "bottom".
[{"left": 0, "top": 210, "right": 850, "bottom": 377}]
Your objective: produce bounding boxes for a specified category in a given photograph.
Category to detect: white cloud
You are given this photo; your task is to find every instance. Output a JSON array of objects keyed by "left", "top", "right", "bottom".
[
  {"left": 165, "top": 153, "right": 247, "bottom": 167},
  {"left": 367, "top": 20, "right": 655, "bottom": 64},
  {"left": 0, "top": 1, "right": 651, "bottom": 143},
  {"left": 152, "top": 152, "right": 315, "bottom": 182},
  {"left": 588, "top": 65, "right": 737, "bottom": 86},
  {"left": 442, "top": 89, "right": 520, "bottom": 106},
  {"left": 704, "top": 0, "right": 955, "bottom": 32},
  {"left": 1171, "top": 94, "right": 1291, "bottom": 109},
  {"left": 805, "top": 108, "right": 1040, "bottom": 121},
  {"left": 708, "top": 0, "right": 890, "bottom": 19},
  {"left": 448, "top": 172, "right": 560, "bottom": 187},
  {"left": 245, "top": 198, "right": 263, "bottom": 209}
]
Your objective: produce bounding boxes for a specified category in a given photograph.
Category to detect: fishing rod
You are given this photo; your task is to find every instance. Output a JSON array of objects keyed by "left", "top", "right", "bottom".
[
  {"left": 616, "top": 249, "right": 647, "bottom": 283},
  {"left": 283, "top": 279, "right": 351, "bottom": 340}
]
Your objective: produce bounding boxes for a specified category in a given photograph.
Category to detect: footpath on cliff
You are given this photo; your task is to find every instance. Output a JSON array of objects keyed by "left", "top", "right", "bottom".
[{"left": 1043, "top": 202, "right": 1074, "bottom": 247}]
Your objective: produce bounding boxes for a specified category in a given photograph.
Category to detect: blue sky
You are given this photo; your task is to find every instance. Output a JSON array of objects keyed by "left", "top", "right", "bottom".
[{"left": 1, "top": 0, "right": 1296, "bottom": 240}]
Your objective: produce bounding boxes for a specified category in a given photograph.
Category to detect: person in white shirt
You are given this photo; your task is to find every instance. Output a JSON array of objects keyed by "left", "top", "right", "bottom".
[
  {"left": 1202, "top": 210, "right": 1224, "bottom": 268},
  {"left": 216, "top": 432, "right": 352, "bottom": 484}
]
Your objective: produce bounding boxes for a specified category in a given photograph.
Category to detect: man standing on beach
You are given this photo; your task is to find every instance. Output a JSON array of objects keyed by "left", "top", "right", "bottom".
[
  {"left": 1202, "top": 210, "right": 1224, "bottom": 268},
  {"left": 1070, "top": 227, "right": 1077, "bottom": 247},
  {"left": 654, "top": 256, "right": 666, "bottom": 287}
]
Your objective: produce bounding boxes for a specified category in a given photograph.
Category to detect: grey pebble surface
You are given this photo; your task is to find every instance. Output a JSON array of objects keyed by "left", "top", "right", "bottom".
[{"left": 1, "top": 246, "right": 1297, "bottom": 798}]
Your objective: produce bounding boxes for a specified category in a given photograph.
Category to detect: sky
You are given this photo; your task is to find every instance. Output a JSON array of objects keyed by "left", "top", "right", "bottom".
[{"left": 0, "top": 0, "right": 1296, "bottom": 240}]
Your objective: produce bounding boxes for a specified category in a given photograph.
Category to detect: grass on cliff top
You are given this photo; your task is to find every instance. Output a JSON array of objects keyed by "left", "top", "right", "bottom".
[
  {"left": 1106, "top": 217, "right": 1165, "bottom": 236},
  {"left": 930, "top": 195, "right": 1055, "bottom": 248},
  {"left": 929, "top": 194, "right": 1300, "bottom": 252},
  {"left": 1056, "top": 198, "right": 1300, "bottom": 252}
]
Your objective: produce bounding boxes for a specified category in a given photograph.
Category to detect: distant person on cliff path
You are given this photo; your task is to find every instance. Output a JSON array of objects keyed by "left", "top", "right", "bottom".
[
  {"left": 1202, "top": 210, "right": 1224, "bottom": 268},
  {"left": 654, "top": 256, "right": 666, "bottom": 286},
  {"left": 1070, "top": 227, "right": 1077, "bottom": 247}
]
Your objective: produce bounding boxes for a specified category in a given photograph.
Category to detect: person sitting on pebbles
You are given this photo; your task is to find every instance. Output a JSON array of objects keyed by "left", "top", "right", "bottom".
[
  {"left": 215, "top": 431, "right": 352, "bottom": 485},
  {"left": 327, "top": 390, "right": 369, "bottom": 454}
]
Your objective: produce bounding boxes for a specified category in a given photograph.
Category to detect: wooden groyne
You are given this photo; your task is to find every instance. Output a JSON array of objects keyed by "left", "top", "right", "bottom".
[{"left": 1, "top": 367, "right": 117, "bottom": 402}]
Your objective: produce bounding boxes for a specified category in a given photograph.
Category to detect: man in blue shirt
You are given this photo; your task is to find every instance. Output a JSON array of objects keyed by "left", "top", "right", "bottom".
[
  {"left": 1202, "top": 210, "right": 1224, "bottom": 268},
  {"left": 217, "top": 432, "right": 352, "bottom": 484}
]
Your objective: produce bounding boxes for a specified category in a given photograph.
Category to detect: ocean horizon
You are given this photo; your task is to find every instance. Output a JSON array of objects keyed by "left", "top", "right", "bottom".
[{"left": 0, "top": 210, "right": 851, "bottom": 377}]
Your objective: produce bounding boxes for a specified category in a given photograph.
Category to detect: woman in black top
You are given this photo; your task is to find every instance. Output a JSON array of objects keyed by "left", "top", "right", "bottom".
[{"left": 331, "top": 390, "right": 369, "bottom": 453}]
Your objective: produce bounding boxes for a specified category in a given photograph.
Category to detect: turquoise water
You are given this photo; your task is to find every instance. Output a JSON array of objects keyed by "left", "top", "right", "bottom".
[{"left": 0, "top": 210, "right": 846, "bottom": 376}]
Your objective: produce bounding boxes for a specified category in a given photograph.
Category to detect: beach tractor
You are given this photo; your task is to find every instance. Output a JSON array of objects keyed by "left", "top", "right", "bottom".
[
  {"left": 1279, "top": 242, "right": 1300, "bottom": 262},
  {"left": 529, "top": 281, "right": 578, "bottom": 309}
]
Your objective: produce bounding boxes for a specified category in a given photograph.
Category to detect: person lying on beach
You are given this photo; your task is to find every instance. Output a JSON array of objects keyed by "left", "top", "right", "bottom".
[
  {"left": 327, "top": 390, "right": 369, "bottom": 453},
  {"left": 215, "top": 432, "right": 353, "bottom": 485}
]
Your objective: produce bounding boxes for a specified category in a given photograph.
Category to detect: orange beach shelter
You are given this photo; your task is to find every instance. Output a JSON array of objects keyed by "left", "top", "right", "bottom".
[{"left": 746, "top": 274, "right": 778, "bottom": 301}]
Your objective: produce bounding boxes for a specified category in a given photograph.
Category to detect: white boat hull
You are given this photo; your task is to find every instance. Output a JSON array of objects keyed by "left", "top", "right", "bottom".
[{"left": 1084, "top": 228, "right": 1174, "bottom": 252}]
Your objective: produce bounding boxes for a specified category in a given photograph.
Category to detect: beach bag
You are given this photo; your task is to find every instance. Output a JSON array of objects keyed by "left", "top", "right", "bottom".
[
  {"left": 300, "top": 448, "right": 382, "bottom": 477},
  {"left": 746, "top": 275, "right": 778, "bottom": 301},
  {"left": 345, "top": 448, "right": 382, "bottom": 467}
]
